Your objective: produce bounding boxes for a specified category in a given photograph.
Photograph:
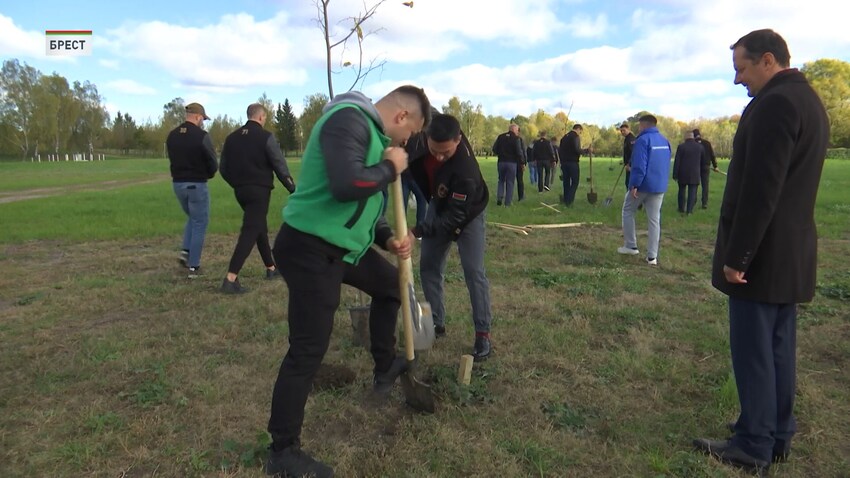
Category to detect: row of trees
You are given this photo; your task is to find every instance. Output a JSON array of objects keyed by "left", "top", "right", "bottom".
[{"left": 2, "top": 58, "right": 849, "bottom": 161}]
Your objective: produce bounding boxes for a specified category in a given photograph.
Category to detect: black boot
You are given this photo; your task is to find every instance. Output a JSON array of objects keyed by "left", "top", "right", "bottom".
[
  {"left": 264, "top": 442, "right": 334, "bottom": 477},
  {"left": 373, "top": 356, "right": 410, "bottom": 395},
  {"left": 472, "top": 335, "right": 491, "bottom": 362}
]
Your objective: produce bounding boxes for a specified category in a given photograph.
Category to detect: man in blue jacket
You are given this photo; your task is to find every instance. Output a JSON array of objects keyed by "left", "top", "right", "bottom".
[{"left": 617, "top": 114, "right": 671, "bottom": 265}]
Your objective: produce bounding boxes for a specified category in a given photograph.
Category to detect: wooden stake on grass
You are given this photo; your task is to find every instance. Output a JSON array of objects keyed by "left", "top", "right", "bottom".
[{"left": 458, "top": 355, "right": 474, "bottom": 385}]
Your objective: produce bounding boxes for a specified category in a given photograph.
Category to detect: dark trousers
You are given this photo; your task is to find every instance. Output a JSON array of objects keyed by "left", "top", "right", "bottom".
[
  {"left": 537, "top": 161, "right": 552, "bottom": 191},
  {"left": 676, "top": 183, "right": 698, "bottom": 214},
  {"left": 561, "top": 162, "right": 580, "bottom": 205},
  {"left": 729, "top": 297, "right": 797, "bottom": 463},
  {"left": 227, "top": 185, "right": 274, "bottom": 274},
  {"left": 700, "top": 170, "right": 711, "bottom": 207},
  {"left": 268, "top": 224, "right": 400, "bottom": 448},
  {"left": 624, "top": 169, "right": 631, "bottom": 189}
]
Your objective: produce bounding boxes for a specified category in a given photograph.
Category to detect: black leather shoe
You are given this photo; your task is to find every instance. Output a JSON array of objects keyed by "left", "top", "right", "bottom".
[
  {"left": 434, "top": 324, "right": 446, "bottom": 337},
  {"left": 693, "top": 438, "right": 769, "bottom": 474},
  {"left": 373, "top": 356, "right": 410, "bottom": 395},
  {"left": 472, "top": 336, "right": 491, "bottom": 362},
  {"left": 725, "top": 422, "right": 792, "bottom": 463},
  {"left": 265, "top": 443, "right": 334, "bottom": 477}
]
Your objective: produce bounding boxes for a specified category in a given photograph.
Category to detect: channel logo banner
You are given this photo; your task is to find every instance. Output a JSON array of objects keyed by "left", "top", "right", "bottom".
[{"left": 45, "top": 30, "right": 92, "bottom": 56}]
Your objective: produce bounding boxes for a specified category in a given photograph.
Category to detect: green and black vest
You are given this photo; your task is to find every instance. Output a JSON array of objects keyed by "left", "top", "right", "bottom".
[{"left": 283, "top": 104, "right": 390, "bottom": 264}]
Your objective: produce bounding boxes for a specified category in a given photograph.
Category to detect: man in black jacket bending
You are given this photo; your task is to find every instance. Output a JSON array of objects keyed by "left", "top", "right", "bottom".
[
  {"left": 219, "top": 103, "right": 296, "bottom": 294},
  {"left": 407, "top": 114, "right": 493, "bottom": 361}
]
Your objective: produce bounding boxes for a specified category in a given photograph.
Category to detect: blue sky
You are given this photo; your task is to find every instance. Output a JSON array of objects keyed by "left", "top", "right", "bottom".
[{"left": 2, "top": 0, "right": 849, "bottom": 127}]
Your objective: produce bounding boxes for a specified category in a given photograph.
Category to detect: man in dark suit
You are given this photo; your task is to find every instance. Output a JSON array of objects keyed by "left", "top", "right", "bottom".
[
  {"left": 672, "top": 131, "right": 706, "bottom": 214},
  {"left": 692, "top": 29, "right": 830, "bottom": 474},
  {"left": 558, "top": 124, "right": 591, "bottom": 206},
  {"left": 532, "top": 131, "right": 555, "bottom": 192}
]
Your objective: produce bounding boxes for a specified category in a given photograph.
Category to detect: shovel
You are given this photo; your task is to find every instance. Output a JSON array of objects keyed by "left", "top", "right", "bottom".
[
  {"left": 390, "top": 177, "right": 435, "bottom": 413},
  {"left": 603, "top": 163, "right": 626, "bottom": 207},
  {"left": 586, "top": 146, "right": 598, "bottom": 205}
]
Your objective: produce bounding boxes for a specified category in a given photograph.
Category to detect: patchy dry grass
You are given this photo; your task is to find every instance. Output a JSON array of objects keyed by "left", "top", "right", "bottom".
[{"left": 1, "top": 158, "right": 849, "bottom": 477}]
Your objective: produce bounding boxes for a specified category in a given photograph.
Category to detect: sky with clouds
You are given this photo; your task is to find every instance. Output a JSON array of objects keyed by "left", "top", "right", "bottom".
[{"left": 2, "top": 0, "right": 849, "bottom": 127}]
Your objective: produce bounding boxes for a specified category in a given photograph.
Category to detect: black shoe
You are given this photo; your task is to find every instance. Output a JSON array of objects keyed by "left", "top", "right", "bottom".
[
  {"left": 187, "top": 267, "right": 203, "bottom": 279},
  {"left": 496, "top": 200, "right": 502, "bottom": 206},
  {"left": 725, "top": 422, "right": 791, "bottom": 463},
  {"left": 434, "top": 324, "right": 446, "bottom": 338},
  {"left": 266, "top": 268, "right": 281, "bottom": 280},
  {"left": 472, "top": 335, "right": 491, "bottom": 362},
  {"left": 702, "top": 204, "right": 708, "bottom": 209},
  {"left": 220, "top": 278, "right": 248, "bottom": 294},
  {"left": 373, "top": 356, "right": 410, "bottom": 395},
  {"left": 265, "top": 443, "right": 333, "bottom": 477},
  {"left": 693, "top": 438, "right": 769, "bottom": 474},
  {"left": 178, "top": 250, "right": 189, "bottom": 268}
]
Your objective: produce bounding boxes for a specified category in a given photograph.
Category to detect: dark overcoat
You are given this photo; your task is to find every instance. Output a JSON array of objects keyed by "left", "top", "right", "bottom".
[
  {"left": 711, "top": 69, "right": 829, "bottom": 303},
  {"left": 672, "top": 139, "right": 705, "bottom": 185}
]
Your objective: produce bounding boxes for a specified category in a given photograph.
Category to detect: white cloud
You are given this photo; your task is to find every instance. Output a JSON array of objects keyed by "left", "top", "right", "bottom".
[
  {"left": 102, "top": 12, "right": 315, "bottom": 90},
  {"left": 105, "top": 79, "right": 156, "bottom": 95},
  {"left": 0, "top": 14, "right": 48, "bottom": 58},
  {"left": 565, "top": 13, "right": 610, "bottom": 39}
]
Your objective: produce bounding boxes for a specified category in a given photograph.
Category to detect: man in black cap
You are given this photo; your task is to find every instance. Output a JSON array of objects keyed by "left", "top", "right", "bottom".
[
  {"left": 219, "top": 103, "right": 296, "bottom": 294},
  {"left": 166, "top": 102, "right": 218, "bottom": 278},
  {"left": 693, "top": 128, "right": 718, "bottom": 208}
]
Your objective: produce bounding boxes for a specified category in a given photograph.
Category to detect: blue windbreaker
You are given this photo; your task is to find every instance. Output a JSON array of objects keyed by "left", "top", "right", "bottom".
[{"left": 628, "top": 126, "right": 671, "bottom": 193}]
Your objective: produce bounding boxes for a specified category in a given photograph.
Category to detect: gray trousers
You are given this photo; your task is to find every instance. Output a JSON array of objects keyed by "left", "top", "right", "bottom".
[
  {"left": 621, "top": 190, "right": 664, "bottom": 260},
  {"left": 419, "top": 209, "right": 492, "bottom": 333}
]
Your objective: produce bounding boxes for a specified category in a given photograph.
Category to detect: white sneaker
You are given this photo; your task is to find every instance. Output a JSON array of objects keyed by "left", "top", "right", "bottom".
[
  {"left": 646, "top": 257, "right": 658, "bottom": 266},
  {"left": 617, "top": 246, "right": 639, "bottom": 255}
]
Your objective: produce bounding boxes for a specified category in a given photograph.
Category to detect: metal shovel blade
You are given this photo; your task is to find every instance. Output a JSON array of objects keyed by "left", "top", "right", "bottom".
[
  {"left": 406, "top": 264, "right": 435, "bottom": 351},
  {"left": 400, "top": 358, "right": 435, "bottom": 413}
]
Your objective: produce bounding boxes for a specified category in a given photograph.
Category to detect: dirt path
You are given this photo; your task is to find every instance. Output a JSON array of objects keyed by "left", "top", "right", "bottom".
[{"left": 0, "top": 175, "right": 171, "bottom": 204}]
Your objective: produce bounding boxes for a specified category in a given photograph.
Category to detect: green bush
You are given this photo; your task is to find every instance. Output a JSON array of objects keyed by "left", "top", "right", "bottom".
[{"left": 827, "top": 148, "right": 850, "bottom": 160}]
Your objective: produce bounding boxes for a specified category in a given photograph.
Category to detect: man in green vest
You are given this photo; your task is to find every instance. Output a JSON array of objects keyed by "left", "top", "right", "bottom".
[{"left": 264, "top": 85, "right": 431, "bottom": 478}]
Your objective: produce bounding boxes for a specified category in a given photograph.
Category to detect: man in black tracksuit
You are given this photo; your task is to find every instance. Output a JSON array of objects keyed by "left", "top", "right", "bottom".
[
  {"left": 492, "top": 124, "right": 523, "bottom": 206},
  {"left": 532, "top": 131, "right": 555, "bottom": 192},
  {"left": 407, "top": 114, "right": 493, "bottom": 361},
  {"left": 693, "top": 128, "right": 719, "bottom": 208},
  {"left": 620, "top": 123, "right": 636, "bottom": 188},
  {"left": 558, "top": 124, "right": 591, "bottom": 206},
  {"left": 219, "top": 103, "right": 296, "bottom": 294}
]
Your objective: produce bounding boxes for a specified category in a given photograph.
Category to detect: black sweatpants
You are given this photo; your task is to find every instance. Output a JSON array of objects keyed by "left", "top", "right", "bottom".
[
  {"left": 537, "top": 161, "right": 552, "bottom": 191},
  {"left": 227, "top": 185, "right": 274, "bottom": 274},
  {"left": 268, "top": 224, "right": 400, "bottom": 448}
]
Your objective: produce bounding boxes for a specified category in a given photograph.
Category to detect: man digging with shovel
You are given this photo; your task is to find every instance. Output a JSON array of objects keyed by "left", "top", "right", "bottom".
[
  {"left": 406, "top": 113, "right": 494, "bottom": 362},
  {"left": 264, "top": 86, "right": 432, "bottom": 478}
]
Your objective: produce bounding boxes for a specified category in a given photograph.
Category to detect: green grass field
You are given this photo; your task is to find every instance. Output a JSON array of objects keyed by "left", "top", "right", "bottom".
[{"left": 0, "top": 157, "right": 849, "bottom": 477}]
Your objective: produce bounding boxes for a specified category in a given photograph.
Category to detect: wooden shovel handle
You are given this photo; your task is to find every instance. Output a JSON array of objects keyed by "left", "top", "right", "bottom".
[{"left": 390, "top": 178, "right": 416, "bottom": 361}]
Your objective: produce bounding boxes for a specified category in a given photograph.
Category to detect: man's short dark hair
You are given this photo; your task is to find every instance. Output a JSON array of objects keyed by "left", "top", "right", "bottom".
[
  {"left": 638, "top": 114, "right": 658, "bottom": 126},
  {"left": 427, "top": 114, "right": 461, "bottom": 142},
  {"left": 247, "top": 103, "right": 265, "bottom": 119},
  {"left": 572, "top": 124, "right": 583, "bottom": 131},
  {"left": 619, "top": 123, "right": 629, "bottom": 129},
  {"left": 730, "top": 29, "right": 790, "bottom": 68},
  {"left": 390, "top": 85, "right": 432, "bottom": 129}
]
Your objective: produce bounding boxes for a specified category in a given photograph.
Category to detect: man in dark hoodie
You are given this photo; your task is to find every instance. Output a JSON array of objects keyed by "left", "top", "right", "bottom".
[
  {"left": 693, "top": 128, "right": 719, "bottom": 208},
  {"left": 166, "top": 102, "right": 218, "bottom": 279},
  {"left": 620, "top": 123, "right": 636, "bottom": 188},
  {"left": 219, "top": 103, "right": 296, "bottom": 294},
  {"left": 406, "top": 114, "right": 493, "bottom": 361},
  {"left": 264, "top": 86, "right": 431, "bottom": 478}
]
